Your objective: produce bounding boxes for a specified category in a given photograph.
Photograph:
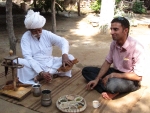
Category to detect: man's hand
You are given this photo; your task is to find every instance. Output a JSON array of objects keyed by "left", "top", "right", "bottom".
[
  {"left": 102, "top": 73, "right": 115, "bottom": 85},
  {"left": 86, "top": 79, "right": 99, "bottom": 90},
  {"left": 62, "top": 54, "right": 73, "bottom": 67},
  {"left": 42, "top": 72, "right": 52, "bottom": 82}
]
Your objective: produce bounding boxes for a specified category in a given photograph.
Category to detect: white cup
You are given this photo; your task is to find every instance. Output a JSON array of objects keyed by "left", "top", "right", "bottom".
[{"left": 92, "top": 100, "right": 100, "bottom": 108}]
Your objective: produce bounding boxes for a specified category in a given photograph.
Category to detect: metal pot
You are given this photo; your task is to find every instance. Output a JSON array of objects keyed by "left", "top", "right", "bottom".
[
  {"left": 32, "top": 84, "right": 41, "bottom": 97},
  {"left": 41, "top": 89, "right": 52, "bottom": 107}
]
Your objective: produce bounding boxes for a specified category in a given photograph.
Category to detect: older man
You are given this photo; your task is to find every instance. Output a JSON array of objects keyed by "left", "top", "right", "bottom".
[
  {"left": 16, "top": 10, "right": 75, "bottom": 84},
  {"left": 82, "top": 17, "right": 145, "bottom": 100}
]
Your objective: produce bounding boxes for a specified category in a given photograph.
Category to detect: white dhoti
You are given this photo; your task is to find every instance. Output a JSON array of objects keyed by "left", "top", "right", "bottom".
[{"left": 15, "top": 54, "right": 75, "bottom": 84}]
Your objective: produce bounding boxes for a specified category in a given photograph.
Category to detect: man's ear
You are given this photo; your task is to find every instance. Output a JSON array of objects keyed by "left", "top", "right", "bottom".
[{"left": 124, "top": 28, "right": 129, "bottom": 34}]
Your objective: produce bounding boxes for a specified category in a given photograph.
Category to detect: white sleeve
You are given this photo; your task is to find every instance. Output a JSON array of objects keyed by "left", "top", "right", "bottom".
[{"left": 47, "top": 31, "right": 69, "bottom": 54}]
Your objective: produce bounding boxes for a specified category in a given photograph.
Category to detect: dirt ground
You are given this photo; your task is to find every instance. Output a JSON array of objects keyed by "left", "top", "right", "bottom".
[
  {"left": 0, "top": 8, "right": 150, "bottom": 113},
  {"left": 0, "top": 11, "right": 110, "bottom": 70},
  {"left": 0, "top": 10, "right": 150, "bottom": 85}
]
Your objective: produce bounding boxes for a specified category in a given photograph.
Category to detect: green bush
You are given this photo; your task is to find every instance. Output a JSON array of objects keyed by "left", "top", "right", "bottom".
[
  {"left": 90, "top": 0, "right": 101, "bottom": 13},
  {"left": 115, "top": 0, "right": 121, "bottom": 4},
  {"left": 132, "top": 1, "right": 146, "bottom": 14},
  {"left": 30, "top": 0, "right": 66, "bottom": 13}
]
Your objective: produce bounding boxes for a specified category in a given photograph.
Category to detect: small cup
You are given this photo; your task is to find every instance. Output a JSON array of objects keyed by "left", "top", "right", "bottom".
[
  {"left": 92, "top": 100, "right": 100, "bottom": 108},
  {"left": 32, "top": 84, "right": 41, "bottom": 97},
  {"left": 41, "top": 89, "right": 52, "bottom": 107}
]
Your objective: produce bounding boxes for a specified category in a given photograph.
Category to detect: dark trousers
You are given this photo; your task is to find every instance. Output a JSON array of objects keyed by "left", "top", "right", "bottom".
[{"left": 82, "top": 67, "right": 140, "bottom": 94}]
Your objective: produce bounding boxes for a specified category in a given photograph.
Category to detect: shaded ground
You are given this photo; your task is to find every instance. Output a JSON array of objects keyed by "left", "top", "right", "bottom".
[
  {"left": 0, "top": 11, "right": 150, "bottom": 70},
  {"left": 0, "top": 11, "right": 110, "bottom": 70},
  {"left": 0, "top": 10, "right": 150, "bottom": 113}
]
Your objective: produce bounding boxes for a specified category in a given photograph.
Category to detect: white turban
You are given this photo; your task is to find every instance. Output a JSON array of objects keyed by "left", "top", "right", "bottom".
[{"left": 24, "top": 10, "right": 46, "bottom": 29}]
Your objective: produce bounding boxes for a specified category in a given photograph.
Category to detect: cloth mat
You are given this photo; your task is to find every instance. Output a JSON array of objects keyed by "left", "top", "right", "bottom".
[{"left": 0, "top": 69, "right": 147, "bottom": 113}]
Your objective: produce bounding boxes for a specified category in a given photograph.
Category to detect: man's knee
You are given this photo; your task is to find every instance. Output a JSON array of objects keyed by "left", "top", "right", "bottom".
[
  {"left": 106, "top": 78, "right": 128, "bottom": 94},
  {"left": 106, "top": 78, "right": 119, "bottom": 93},
  {"left": 106, "top": 78, "right": 137, "bottom": 94},
  {"left": 82, "top": 67, "right": 88, "bottom": 77},
  {"left": 82, "top": 67, "right": 87, "bottom": 76},
  {"left": 15, "top": 58, "right": 31, "bottom": 68}
]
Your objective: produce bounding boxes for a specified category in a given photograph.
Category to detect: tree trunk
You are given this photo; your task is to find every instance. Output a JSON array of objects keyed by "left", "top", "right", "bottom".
[
  {"left": 99, "top": 0, "right": 115, "bottom": 34},
  {"left": 33, "top": 0, "right": 36, "bottom": 8},
  {"left": 77, "top": 0, "right": 80, "bottom": 16},
  {"left": 51, "top": 0, "right": 56, "bottom": 33},
  {"left": 6, "top": 0, "right": 17, "bottom": 55}
]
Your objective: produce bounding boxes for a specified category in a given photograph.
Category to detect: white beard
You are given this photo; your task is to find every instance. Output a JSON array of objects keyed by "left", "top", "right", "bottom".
[{"left": 32, "top": 33, "right": 41, "bottom": 38}]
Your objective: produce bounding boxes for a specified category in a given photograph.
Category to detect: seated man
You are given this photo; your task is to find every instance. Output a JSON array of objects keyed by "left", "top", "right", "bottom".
[
  {"left": 82, "top": 17, "right": 145, "bottom": 100},
  {"left": 16, "top": 10, "right": 75, "bottom": 84}
]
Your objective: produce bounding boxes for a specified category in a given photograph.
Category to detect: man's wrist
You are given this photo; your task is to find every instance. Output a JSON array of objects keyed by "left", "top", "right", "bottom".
[
  {"left": 39, "top": 71, "right": 44, "bottom": 76},
  {"left": 62, "top": 53, "right": 68, "bottom": 57},
  {"left": 99, "top": 77, "right": 102, "bottom": 80},
  {"left": 62, "top": 53, "right": 68, "bottom": 55},
  {"left": 95, "top": 77, "right": 102, "bottom": 81}
]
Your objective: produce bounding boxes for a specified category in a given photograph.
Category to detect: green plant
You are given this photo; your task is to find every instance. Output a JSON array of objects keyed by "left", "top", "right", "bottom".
[
  {"left": 115, "top": 0, "right": 121, "bottom": 4},
  {"left": 30, "top": 0, "right": 65, "bottom": 13},
  {"left": 30, "top": 0, "right": 44, "bottom": 12},
  {"left": 90, "top": 0, "right": 101, "bottom": 13},
  {"left": 132, "top": 1, "right": 147, "bottom": 14},
  {"left": 114, "top": 0, "right": 124, "bottom": 16}
]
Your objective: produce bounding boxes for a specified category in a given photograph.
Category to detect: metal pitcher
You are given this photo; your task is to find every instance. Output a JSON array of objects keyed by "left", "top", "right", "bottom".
[
  {"left": 41, "top": 89, "right": 52, "bottom": 107},
  {"left": 32, "top": 84, "right": 41, "bottom": 97}
]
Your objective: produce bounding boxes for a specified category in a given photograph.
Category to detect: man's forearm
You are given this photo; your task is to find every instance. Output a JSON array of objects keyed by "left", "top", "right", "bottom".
[
  {"left": 113, "top": 72, "right": 142, "bottom": 81},
  {"left": 95, "top": 60, "right": 111, "bottom": 81}
]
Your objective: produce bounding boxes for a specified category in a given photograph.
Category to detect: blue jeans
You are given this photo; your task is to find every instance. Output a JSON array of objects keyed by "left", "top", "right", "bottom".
[{"left": 82, "top": 67, "right": 140, "bottom": 94}]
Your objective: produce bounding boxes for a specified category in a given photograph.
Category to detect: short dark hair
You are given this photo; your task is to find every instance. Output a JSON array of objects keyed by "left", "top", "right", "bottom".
[{"left": 111, "top": 17, "right": 130, "bottom": 30}]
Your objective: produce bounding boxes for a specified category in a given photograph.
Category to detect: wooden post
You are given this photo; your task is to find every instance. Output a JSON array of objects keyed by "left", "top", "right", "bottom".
[
  {"left": 77, "top": 0, "right": 81, "bottom": 16},
  {"left": 51, "top": 0, "right": 56, "bottom": 33},
  {"left": 33, "top": 0, "right": 36, "bottom": 8},
  {"left": 12, "top": 68, "right": 17, "bottom": 91}
]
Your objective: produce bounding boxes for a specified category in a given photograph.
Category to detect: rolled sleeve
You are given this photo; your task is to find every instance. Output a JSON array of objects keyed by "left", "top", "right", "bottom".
[
  {"left": 106, "top": 42, "right": 114, "bottom": 64},
  {"left": 61, "top": 38, "right": 69, "bottom": 55},
  {"left": 133, "top": 44, "right": 145, "bottom": 77}
]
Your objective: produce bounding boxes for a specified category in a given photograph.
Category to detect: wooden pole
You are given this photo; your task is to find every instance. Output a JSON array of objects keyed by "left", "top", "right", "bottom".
[
  {"left": 51, "top": 0, "right": 56, "bottom": 33},
  {"left": 77, "top": 0, "right": 81, "bottom": 16},
  {"left": 12, "top": 68, "right": 17, "bottom": 91}
]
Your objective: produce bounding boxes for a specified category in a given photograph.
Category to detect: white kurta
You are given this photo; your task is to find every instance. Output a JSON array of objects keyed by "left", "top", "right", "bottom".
[{"left": 16, "top": 29, "right": 74, "bottom": 84}]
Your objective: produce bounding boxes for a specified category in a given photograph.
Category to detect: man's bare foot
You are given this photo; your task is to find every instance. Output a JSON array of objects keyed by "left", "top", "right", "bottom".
[
  {"left": 102, "top": 92, "right": 119, "bottom": 100},
  {"left": 53, "top": 74, "right": 59, "bottom": 78}
]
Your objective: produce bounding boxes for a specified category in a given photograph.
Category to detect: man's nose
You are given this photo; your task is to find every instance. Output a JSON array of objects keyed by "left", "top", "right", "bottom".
[
  {"left": 35, "top": 31, "right": 41, "bottom": 35},
  {"left": 110, "top": 30, "right": 114, "bottom": 35}
]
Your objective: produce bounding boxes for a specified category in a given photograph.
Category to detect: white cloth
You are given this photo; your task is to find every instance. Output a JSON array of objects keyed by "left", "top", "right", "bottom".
[
  {"left": 16, "top": 29, "right": 74, "bottom": 84},
  {"left": 24, "top": 10, "right": 46, "bottom": 29}
]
